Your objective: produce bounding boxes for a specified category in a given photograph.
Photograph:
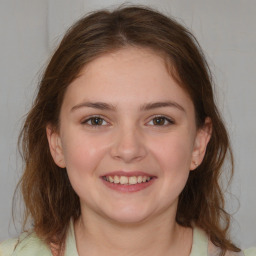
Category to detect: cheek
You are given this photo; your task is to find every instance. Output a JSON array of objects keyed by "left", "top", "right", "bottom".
[
  {"left": 60, "top": 132, "right": 111, "bottom": 203},
  {"left": 61, "top": 131, "right": 108, "bottom": 182},
  {"left": 152, "top": 134, "right": 194, "bottom": 172},
  {"left": 149, "top": 133, "right": 194, "bottom": 199}
]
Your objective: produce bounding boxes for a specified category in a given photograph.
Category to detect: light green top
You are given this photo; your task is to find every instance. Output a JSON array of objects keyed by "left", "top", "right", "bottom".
[{"left": 1, "top": 221, "right": 255, "bottom": 256}]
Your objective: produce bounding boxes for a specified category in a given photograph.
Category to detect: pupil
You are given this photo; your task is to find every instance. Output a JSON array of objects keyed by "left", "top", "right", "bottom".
[
  {"left": 154, "top": 117, "right": 164, "bottom": 125},
  {"left": 92, "top": 118, "right": 102, "bottom": 125}
]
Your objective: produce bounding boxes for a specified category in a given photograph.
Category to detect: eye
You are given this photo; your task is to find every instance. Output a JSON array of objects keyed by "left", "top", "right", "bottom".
[
  {"left": 82, "top": 116, "right": 108, "bottom": 126},
  {"left": 147, "top": 116, "right": 174, "bottom": 126}
]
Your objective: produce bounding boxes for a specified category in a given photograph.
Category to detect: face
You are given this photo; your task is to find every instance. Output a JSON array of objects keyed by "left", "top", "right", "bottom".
[{"left": 47, "top": 47, "right": 211, "bottom": 224}]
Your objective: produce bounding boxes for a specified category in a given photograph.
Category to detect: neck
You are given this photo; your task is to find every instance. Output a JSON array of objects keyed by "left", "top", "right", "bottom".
[{"left": 74, "top": 207, "right": 192, "bottom": 256}]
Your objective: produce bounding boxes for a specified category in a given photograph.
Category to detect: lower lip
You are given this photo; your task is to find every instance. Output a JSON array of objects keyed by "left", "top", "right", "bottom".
[{"left": 101, "top": 178, "right": 156, "bottom": 193}]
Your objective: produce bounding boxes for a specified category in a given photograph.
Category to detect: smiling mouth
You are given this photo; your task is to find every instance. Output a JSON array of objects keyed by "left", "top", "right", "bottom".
[{"left": 102, "top": 175, "right": 154, "bottom": 185}]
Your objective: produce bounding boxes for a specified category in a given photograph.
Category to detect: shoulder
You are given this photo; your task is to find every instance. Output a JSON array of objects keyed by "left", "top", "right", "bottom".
[
  {"left": 192, "top": 226, "right": 256, "bottom": 256},
  {"left": 0, "top": 232, "right": 52, "bottom": 256},
  {"left": 209, "top": 238, "right": 256, "bottom": 256},
  {"left": 0, "top": 237, "right": 17, "bottom": 256},
  {"left": 209, "top": 240, "right": 256, "bottom": 256},
  {"left": 243, "top": 247, "right": 256, "bottom": 256}
]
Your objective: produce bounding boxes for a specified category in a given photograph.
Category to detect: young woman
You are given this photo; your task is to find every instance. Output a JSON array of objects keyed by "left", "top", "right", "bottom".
[{"left": 1, "top": 5, "right": 255, "bottom": 256}]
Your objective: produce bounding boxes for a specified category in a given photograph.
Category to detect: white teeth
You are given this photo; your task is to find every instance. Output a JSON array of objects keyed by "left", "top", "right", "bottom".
[
  {"left": 114, "top": 175, "right": 119, "bottom": 183},
  {"left": 137, "top": 176, "right": 142, "bottom": 183},
  {"left": 120, "top": 176, "right": 128, "bottom": 184},
  {"left": 104, "top": 175, "right": 152, "bottom": 185},
  {"left": 129, "top": 176, "right": 137, "bottom": 185}
]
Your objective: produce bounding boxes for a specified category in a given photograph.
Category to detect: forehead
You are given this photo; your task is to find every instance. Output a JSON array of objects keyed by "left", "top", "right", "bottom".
[
  {"left": 79, "top": 47, "right": 169, "bottom": 82},
  {"left": 62, "top": 47, "right": 194, "bottom": 112}
]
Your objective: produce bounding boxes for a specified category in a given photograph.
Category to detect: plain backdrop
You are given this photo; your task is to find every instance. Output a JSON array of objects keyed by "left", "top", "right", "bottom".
[{"left": 0, "top": 0, "right": 255, "bottom": 249}]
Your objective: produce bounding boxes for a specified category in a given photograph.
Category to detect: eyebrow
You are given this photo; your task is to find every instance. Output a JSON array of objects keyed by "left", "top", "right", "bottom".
[
  {"left": 71, "top": 102, "right": 116, "bottom": 112},
  {"left": 140, "top": 101, "right": 185, "bottom": 112},
  {"left": 70, "top": 101, "right": 185, "bottom": 112}
]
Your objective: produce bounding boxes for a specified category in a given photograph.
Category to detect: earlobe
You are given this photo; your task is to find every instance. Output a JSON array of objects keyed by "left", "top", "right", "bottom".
[
  {"left": 46, "top": 125, "right": 66, "bottom": 168},
  {"left": 190, "top": 117, "right": 212, "bottom": 170}
]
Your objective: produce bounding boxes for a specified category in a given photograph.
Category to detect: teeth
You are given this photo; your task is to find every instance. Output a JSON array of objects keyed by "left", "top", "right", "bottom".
[
  {"left": 129, "top": 176, "right": 137, "bottom": 185},
  {"left": 104, "top": 175, "right": 152, "bottom": 185},
  {"left": 114, "top": 175, "right": 119, "bottom": 183},
  {"left": 120, "top": 176, "right": 128, "bottom": 184},
  {"left": 137, "top": 176, "right": 142, "bottom": 183}
]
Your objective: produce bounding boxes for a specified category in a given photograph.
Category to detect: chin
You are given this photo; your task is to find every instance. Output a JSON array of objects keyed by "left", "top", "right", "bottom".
[{"left": 103, "top": 205, "right": 152, "bottom": 225}]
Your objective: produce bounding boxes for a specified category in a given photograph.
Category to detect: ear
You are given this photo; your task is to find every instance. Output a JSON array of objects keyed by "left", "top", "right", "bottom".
[
  {"left": 190, "top": 117, "right": 212, "bottom": 170},
  {"left": 46, "top": 124, "right": 66, "bottom": 168}
]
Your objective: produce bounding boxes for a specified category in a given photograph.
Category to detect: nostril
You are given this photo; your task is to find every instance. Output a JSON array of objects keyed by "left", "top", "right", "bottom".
[{"left": 110, "top": 138, "right": 147, "bottom": 162}]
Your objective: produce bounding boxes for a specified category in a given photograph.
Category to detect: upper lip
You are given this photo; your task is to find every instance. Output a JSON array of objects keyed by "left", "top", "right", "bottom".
[{"left": 101, "top": 170, "right": 156, "bottom": 178}]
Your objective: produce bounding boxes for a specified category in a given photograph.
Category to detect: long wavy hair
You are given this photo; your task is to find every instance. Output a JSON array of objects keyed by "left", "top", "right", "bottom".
[{"left": 16, "top": 5, "right": 240, "bottom": 255}]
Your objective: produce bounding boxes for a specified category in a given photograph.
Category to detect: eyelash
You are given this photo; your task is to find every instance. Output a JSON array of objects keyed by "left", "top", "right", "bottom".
[
  {"left": 81, "top": 115, "right": 175, "bottom": 127},
  {"left": 147, "top": 115, "right": 175, "bottom": 126},
  {"left": 81, "top": 116, "right": 108, "bottom": 127}
]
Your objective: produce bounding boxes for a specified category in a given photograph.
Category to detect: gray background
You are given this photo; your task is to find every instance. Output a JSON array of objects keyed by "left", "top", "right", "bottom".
[{"left": 0, "top": 0, "right": 255, "bottom": 249}]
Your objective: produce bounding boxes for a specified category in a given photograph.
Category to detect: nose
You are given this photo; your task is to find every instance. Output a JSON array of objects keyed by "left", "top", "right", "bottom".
[{"left": 110, "top": 125, "right": 147, "bottom": 163}]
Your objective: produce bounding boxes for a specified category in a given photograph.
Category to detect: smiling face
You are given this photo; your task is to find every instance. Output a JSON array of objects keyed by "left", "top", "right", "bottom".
[{"left": 47, "top": 47, "right": 211, "bottom": 224}]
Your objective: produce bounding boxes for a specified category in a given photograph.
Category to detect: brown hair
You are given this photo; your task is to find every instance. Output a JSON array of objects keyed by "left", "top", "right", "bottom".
[{"left": 17, "top": 5, "right": 240, "bottom": 254}]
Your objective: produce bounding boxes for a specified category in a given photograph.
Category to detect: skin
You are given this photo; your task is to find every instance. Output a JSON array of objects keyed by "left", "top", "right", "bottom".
[{"left": 47, "top": 47, "right": 211, "bottom": 256}]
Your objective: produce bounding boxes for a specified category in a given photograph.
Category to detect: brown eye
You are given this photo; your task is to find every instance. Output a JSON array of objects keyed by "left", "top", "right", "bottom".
[
  {"left": 83, "top": 117, "right": 107, "bottom": 126},
  {"left": 91, "top": 117, "right": 103, "bottom": 125},
  {"left": 153, "top": 117, "right": 166, "bottom": 125},
  {"left": 148, "top": 116, "right": 174, "bottom": 126}
]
